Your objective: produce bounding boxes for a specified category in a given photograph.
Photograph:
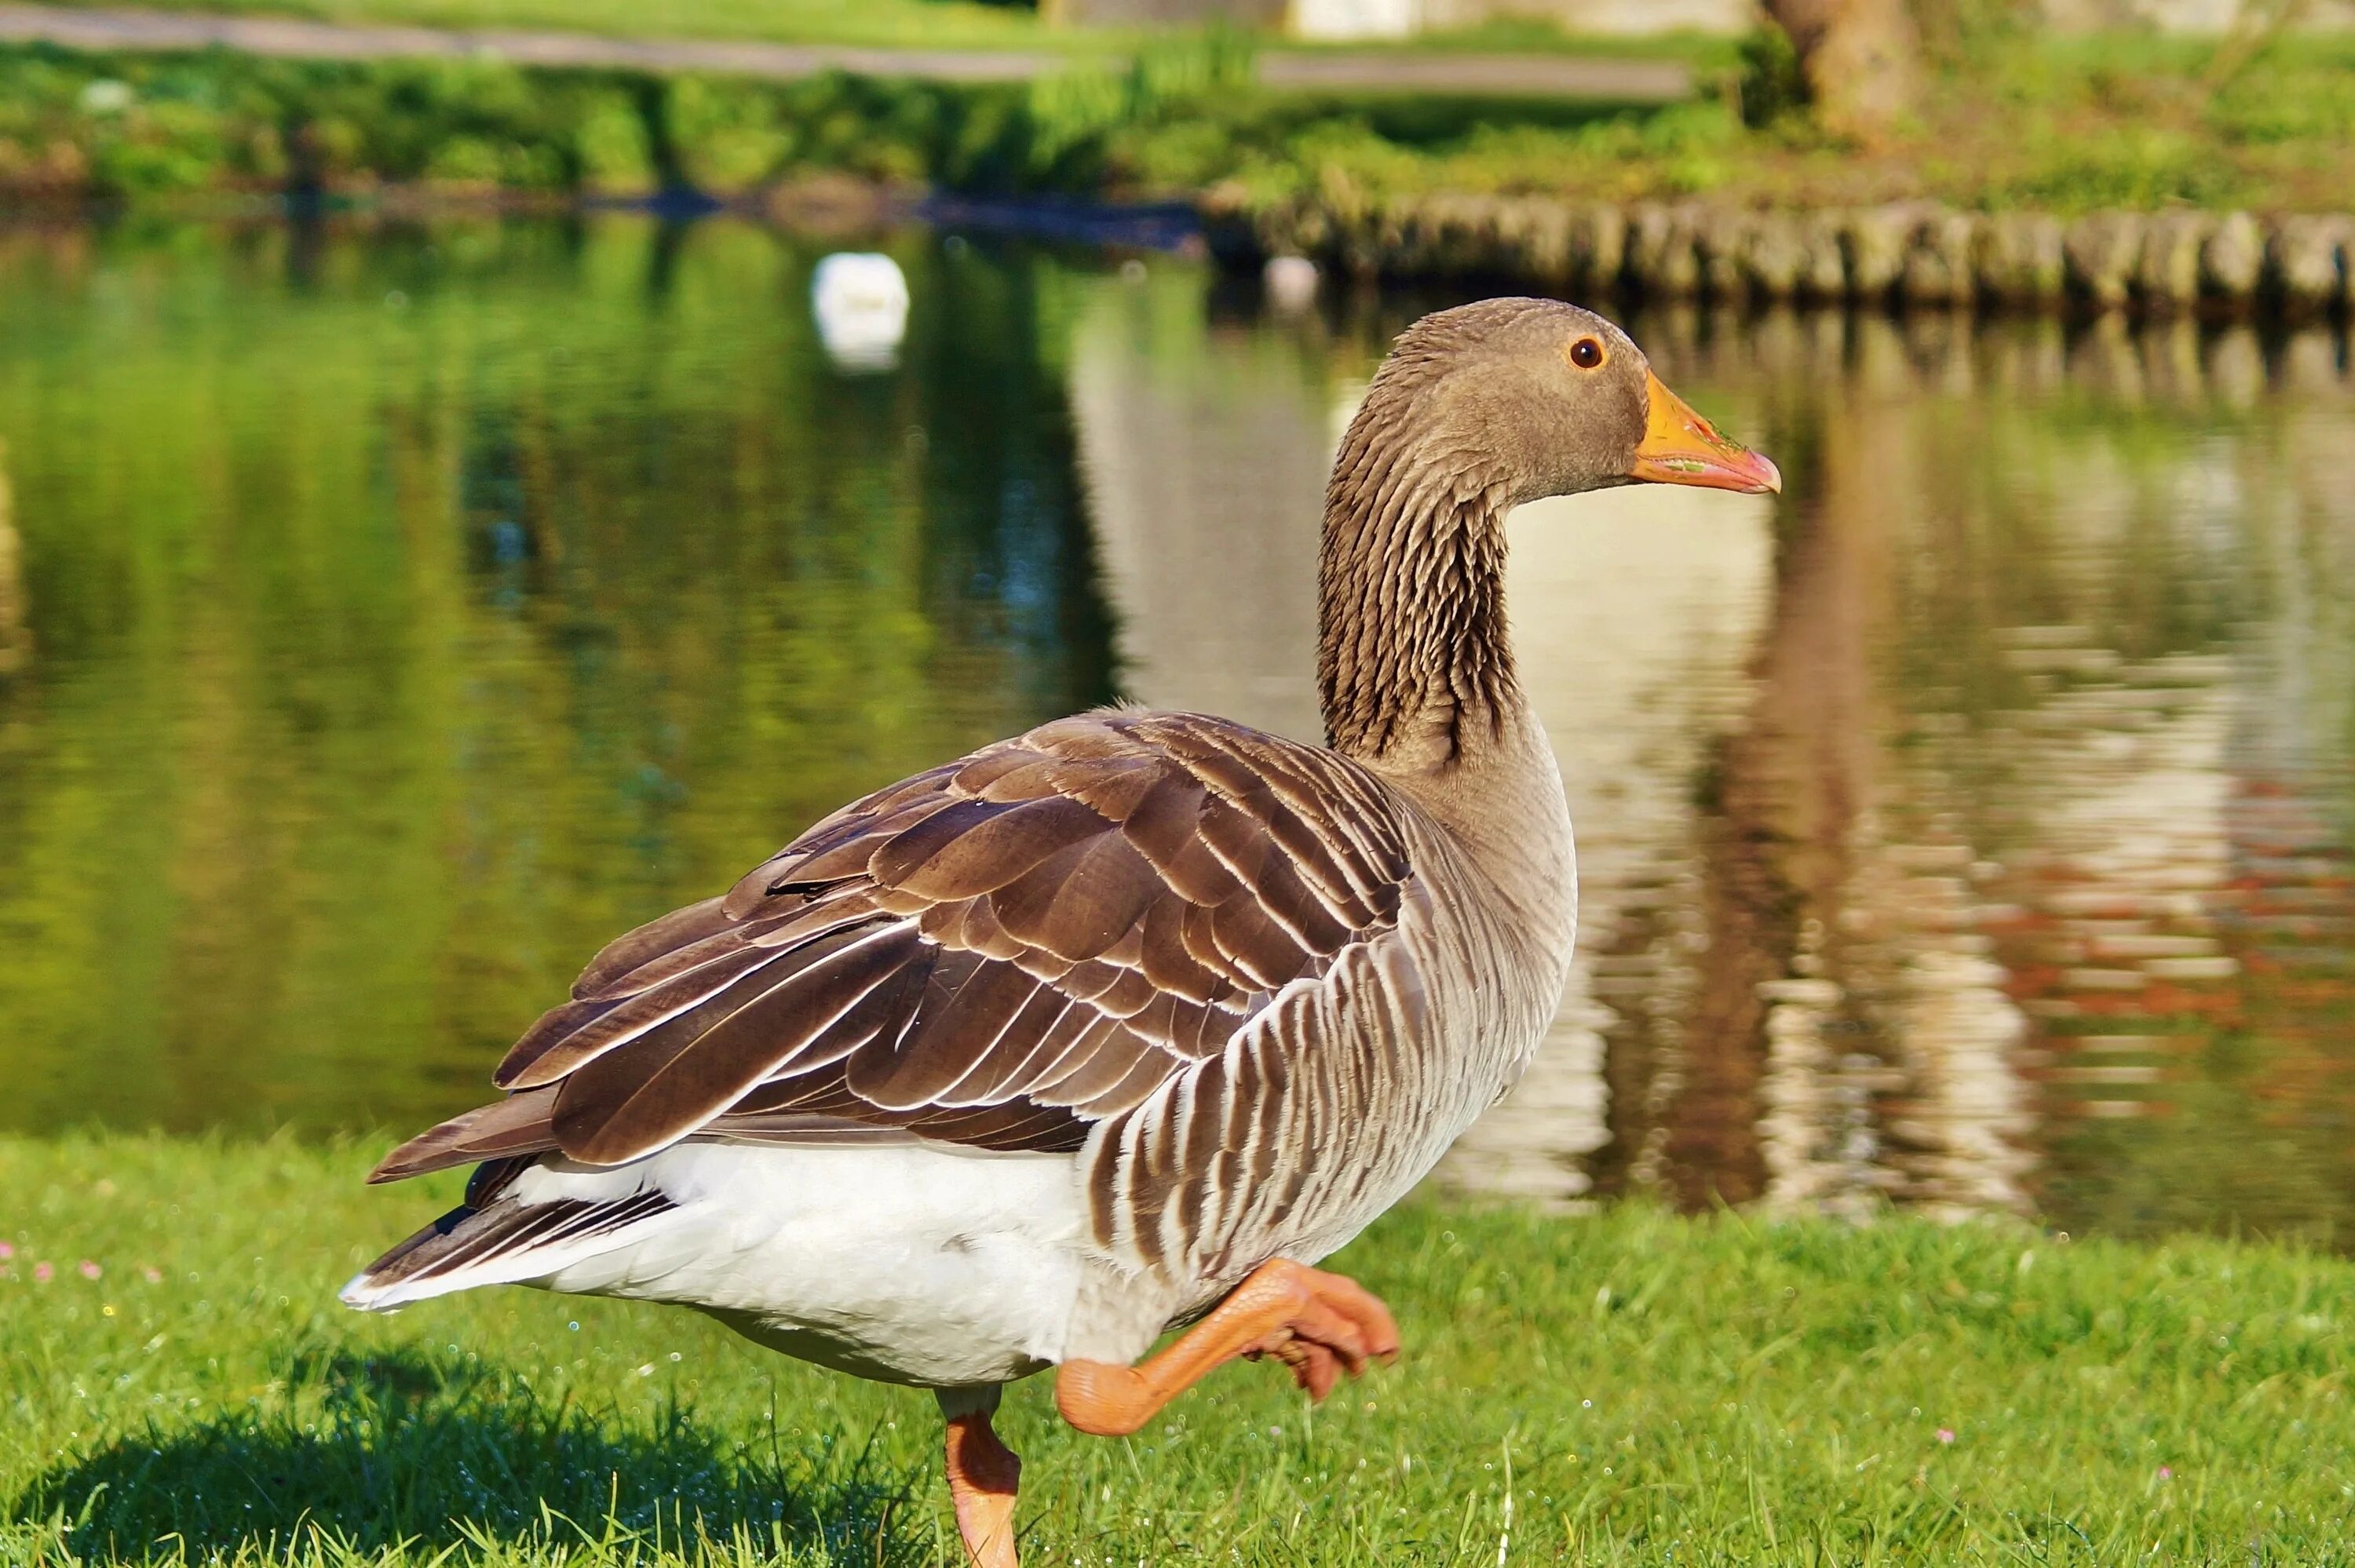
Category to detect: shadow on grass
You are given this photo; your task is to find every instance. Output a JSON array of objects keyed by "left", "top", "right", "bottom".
[{"left": 13, "top": 1347, "right": 935, "bottom": 1564}]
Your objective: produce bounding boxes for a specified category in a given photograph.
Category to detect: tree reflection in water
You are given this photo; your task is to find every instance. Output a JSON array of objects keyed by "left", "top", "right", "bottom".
[
  {"left": 1075, "top": 283, "right": 2355, "bottom": 1249},
  {"left": 4, "top": 219, "right": 2354, "bottom": 1249}
]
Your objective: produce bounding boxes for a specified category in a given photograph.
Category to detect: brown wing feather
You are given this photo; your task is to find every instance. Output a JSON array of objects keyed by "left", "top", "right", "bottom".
[
  {"left": 551, "top": 921, "right": 918, "bottom": 1164},
  {"left": 369, "top": 711, "right": 1425, "bottom": 1182}
]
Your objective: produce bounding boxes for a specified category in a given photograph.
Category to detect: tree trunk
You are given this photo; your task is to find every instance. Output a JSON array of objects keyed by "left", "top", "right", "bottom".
[{"left": 1762, "top": 0, "right": 1922, "bottom": 140}]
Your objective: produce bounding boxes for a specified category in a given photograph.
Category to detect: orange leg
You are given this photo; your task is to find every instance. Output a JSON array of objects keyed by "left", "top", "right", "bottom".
[
  {"left": 940, "top": 1396, "right": 1021, "bottom": 1568},
  {"left": 1056, "top": 1258, "right": 1400, "bottom": 1438}
]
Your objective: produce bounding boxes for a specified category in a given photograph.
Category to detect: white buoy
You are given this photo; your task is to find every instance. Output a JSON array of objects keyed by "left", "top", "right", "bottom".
[
  {"left": 812, "top": 252, "right": 910, "bottom": 372},
  {"left": 1264, "top": 254, "right": 1319, "bottom": 314}
]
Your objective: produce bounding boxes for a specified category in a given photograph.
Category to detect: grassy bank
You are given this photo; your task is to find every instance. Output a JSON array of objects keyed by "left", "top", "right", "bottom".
[
  {"left": 6, "top": 20, "right": 2355, "bottom": 213},
  {"left": 1218, "top": 27, "right": 2355, "bottom": 215},
  {"left": 5, "top": 1136, "right": 2354, "bottom": 1563},
  {"left": 0, "top": 46, "right": 1032, "bottom": 200},
  {"left": 0, "top": 36, "right": 1316, "bottom": 201}
]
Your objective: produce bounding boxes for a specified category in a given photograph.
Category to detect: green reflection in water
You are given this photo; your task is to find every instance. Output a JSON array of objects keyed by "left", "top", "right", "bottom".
[
  {"left": 0, "top": 216, "right": 1112, "bottom": 1137},
  {"left": 8, "top": 228, "right": 2355, "bottom": 1253}
]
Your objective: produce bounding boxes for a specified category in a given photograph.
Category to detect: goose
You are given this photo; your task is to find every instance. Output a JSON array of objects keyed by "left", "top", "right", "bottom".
[{"left": 341, "top": 297, "right": 1778, "bottom": 1566}]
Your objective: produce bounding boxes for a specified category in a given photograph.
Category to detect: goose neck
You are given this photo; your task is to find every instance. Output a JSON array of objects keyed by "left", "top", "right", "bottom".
[{"left": 1315, "top": 441, "right": 1527, "bottom": 775}]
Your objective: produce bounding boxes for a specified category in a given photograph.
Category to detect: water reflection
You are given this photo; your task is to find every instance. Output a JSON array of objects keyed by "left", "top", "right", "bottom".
[
  {"left": 1068, "top": 271, "right": 1331, "bottom": 745},
  {"left": 1075, "top": 283, "right": 2355, "bottom": 1245},
  {"left": 1579, "top": 309, "right": 2355, "bottom": 1242},
  {"left": 6, "top": 216, "right": 2355, "bottom": 1249},
  {"left": 0, "top": 439, "right": 24, "bottom": 680},
  {"left": 0, "top": 217, "right": 1109, "bottom": 1135}
]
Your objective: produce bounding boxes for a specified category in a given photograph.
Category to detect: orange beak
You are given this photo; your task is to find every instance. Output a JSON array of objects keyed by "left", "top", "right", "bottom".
[{"left": 1629, "top": 370, "right": 1781, "bottom": 494}]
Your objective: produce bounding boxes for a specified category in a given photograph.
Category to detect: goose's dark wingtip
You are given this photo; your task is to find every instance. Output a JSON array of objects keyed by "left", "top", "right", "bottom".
[
  {"left": 365, "top": 1129, "right": 480, "bottom": 1184},
  {"left": 364, "top": 1132, "right": 440, "bottom": 1184}
]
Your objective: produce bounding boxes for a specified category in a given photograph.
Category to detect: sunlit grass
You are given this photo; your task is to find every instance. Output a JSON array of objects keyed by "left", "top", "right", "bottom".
[
  {"left": 1209, "top": 26, "right": 2355, "bottom": 213},
  {"left": 5, "top": 1133, "right": 2355, "bottom": 1563}
]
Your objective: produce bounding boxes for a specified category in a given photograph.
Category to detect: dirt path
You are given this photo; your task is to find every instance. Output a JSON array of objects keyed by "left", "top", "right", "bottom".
[{"left": 0, "top": 2, "right": 1691, "bottom": 99}]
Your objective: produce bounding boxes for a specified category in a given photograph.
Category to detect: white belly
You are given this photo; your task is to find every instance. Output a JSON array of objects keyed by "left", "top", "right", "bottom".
[{"left": 524, "top": 1143, "right": 1094, "bottom": 1388}]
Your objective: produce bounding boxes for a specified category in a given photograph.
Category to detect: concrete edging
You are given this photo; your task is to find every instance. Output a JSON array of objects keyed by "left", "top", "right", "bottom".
[{"left": 1209, "top": 192, "right": 2355, "bottom": 315}]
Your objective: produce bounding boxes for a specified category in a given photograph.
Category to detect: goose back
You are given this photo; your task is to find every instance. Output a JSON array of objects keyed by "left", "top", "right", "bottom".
[{"left": 374, "top": 708, "right": 1569, "bottom": 1287}]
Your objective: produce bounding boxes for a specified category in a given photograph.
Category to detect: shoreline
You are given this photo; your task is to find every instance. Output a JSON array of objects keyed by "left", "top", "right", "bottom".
[
  {"left": 1206, "top": 189, "right": 2355, "bottom": 318},
  {"left": 0, "top": 31, "right": 2348, "bottom": 319},
  {"left": 4, "top": 170, "right": 2350, "bottom": 324},
  {"left": 7, "top": 179, "right": 2352, "bottom": 327}
]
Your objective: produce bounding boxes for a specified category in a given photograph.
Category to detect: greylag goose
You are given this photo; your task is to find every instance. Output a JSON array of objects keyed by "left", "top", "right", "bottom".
[{"left": 342, "top": 297, "right": 1778, "bottom": 1566}]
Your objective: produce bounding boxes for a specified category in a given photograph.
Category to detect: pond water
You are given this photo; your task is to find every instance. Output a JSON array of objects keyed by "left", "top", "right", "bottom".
[{"left": 5, "top": 215, "right": 2354, "bottom": 1250}]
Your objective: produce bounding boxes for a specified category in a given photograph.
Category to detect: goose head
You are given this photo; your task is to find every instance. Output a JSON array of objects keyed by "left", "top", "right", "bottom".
[
  {"left": 1352, "top": 297, "right": 1781, "bottom": 506},
  {"left": 1318, "top": 298, "right": 1779, "bottom": 765}
]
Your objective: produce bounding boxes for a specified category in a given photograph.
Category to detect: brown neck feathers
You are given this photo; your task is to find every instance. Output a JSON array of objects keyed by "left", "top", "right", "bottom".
[{"left": 1316, "top": 399, "right": 1520, "bottom": 767}]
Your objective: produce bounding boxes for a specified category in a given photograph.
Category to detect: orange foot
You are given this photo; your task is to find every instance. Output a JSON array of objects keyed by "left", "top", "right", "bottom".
[
  {"left": 943, "top": 1404, "right": 1020, "bottom": 1568},
  {"left": 1056, "top": 1258, "right": 1400, "bottom": 1438}
]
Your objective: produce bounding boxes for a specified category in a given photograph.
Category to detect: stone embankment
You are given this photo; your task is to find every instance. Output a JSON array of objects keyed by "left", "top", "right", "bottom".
[{"left": 1207, "top": 191, "right": 2355, "bottom": 315}]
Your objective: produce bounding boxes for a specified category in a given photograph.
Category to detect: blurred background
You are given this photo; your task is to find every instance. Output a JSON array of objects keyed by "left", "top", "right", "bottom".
[{"left": 3, "top": 0, "right": 2355, "bottom": 1252}]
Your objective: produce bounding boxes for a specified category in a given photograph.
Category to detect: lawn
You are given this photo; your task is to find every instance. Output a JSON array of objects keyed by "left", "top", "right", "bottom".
[
  {"left": 5, "top": 1136, "right": 2353, "bottom": 1564},
  {"left": 1210, "top": 26, "right": 2355, "bottom": 214}
]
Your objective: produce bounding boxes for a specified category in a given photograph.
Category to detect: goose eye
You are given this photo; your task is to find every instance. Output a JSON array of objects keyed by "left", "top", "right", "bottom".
[{"left": 1568, "top": 337, "right": 1605, "bottom": 370}]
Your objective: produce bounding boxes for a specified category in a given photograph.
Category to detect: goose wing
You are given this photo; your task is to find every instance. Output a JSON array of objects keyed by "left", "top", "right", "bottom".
[{"left": 372, "top": 710, "right": 1422, "bottom": 1182}]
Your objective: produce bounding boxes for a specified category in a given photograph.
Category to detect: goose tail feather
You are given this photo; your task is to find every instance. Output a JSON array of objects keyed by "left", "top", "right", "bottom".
[{"left": 340, "top": 1172, "right": 677, "bottom": 1313}]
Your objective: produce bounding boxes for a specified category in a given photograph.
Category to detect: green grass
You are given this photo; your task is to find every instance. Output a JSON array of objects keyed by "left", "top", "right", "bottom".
[
  {"left": 1209, "top": 27, "right": 2355, "bottom": 214},
  {"left": 15, "top": 24, "right": 2355, "bottom": 213},
  {"left": 10, "top": 2, "right": 2355, "bottom": 213},
  {"left": 5, "top": 1136, "right": 2355, "bottom": 1564}
]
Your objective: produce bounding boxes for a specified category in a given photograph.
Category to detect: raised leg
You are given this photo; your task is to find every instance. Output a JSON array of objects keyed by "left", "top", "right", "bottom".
[
  {"left": 1056, "top": 1257, "right": 1400, "bottom": 1438},
  {"left": 937, "top": 1385, "right": 1020, "bottom": 1568}
]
